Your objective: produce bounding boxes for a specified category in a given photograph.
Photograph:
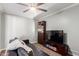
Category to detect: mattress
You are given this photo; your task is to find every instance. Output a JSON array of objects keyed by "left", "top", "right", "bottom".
[{"left": 0, "top": 43, "right": 49, "bottom": 56}]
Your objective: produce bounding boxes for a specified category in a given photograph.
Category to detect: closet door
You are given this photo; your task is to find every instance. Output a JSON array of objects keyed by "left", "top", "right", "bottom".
[{"left": 38, "top": 21, "right": 46, "bottom": 45}]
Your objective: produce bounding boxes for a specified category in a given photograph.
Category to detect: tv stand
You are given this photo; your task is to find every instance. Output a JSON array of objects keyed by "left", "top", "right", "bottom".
[
  {"left": 45, "top": 41, "right": 68, "bottom": 56},
  {"left": 34, "top": 43, "right": 61, "bottom": 56}
]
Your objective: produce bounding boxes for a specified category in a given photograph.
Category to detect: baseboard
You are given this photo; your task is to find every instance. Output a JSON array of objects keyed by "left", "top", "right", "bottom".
[
  {"left": 30, "top": 41, "right": 37, "bottom": 44},
  {"left": 71, "top": 49, "right": 79, "bottom": 56}
]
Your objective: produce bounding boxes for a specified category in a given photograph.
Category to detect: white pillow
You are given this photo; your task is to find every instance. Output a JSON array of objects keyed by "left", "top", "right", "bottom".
[
  {"left": 8, "top": 39, "right": 33, "bottom": 53},
  {"left": 8, "top": 39, "right": 22, "bottom": 50}
]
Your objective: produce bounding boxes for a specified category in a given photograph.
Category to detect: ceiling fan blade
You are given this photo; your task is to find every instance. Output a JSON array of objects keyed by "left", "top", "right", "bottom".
[
  {"left": 37, "top": 8, "right": 47, "bottom": 12},
  {"left": 17, "top": 3, "right": 28, "bottom": 7},
  {"left": 37, "top": 3, "right": 44, "bottom": 6},
  {"left": 23, "top": 9, "right": 29, "bottom": 13}
]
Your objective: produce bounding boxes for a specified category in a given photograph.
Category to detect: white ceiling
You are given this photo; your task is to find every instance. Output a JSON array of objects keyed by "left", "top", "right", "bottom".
[{"left": 0, "top": 3, "right": 74, "bottom": 19}]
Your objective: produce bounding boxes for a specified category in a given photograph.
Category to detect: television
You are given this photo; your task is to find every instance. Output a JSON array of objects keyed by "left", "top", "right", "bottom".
[{"left": 46, "top": 30, "right": 64, "bottom": 44}]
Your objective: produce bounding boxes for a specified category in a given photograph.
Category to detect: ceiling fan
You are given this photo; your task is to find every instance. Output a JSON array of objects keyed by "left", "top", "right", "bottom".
[{"left": 17, "top": 3, "right": 47, "bottom": 13}]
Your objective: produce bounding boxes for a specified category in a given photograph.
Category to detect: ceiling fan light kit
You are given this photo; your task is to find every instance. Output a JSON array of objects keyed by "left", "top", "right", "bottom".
[
  {"left": 30, "top": 7, "right": 37, "bottom": 11},
  {"left": 17, "top": 3, "right": 47, "bottom": 13}
]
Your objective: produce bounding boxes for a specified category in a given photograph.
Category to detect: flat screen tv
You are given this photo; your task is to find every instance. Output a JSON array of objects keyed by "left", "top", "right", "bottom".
[{"left": 46, "top": 30, "right": 64, "bottom": 44}]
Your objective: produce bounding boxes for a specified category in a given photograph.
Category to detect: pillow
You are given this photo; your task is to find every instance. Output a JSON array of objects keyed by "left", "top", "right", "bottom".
[
  {"left": 17, "top": 47, "right": 33, "bottom": 56},
  {"left": 8, "top": 39, "right": 23, "bottom": 50},
  {"left": 17, "top": 47, "right": 28, "bottom": 56},
  {"left": 8, "top": 38, "right": 33, "bottom": 54}
]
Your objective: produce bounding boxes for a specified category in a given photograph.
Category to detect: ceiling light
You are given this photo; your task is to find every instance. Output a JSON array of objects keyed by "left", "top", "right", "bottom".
[{"left": 30, "top": 7, "right": 36, "bottom": 11}]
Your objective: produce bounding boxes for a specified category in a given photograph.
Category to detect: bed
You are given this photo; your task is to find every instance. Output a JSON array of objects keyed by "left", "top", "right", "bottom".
[{"left": 0, "top": 42, "right": 49, "bottom": 56}]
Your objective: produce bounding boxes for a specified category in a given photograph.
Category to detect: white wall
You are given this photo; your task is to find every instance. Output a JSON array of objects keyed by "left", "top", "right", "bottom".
[
  {"left": 0, "top": 12, "right": 1, "bottom": 48},
  {"left": 38, "top": 4, "right": 79, "bottom": 55},
  {"left": 5, "top": 14, "right": 35, "bottom": 47},
  {"left": 0, "top": 13, "right": 35, "bottom": 48},
  {"left": 0, "top": 13, "right": 6, "bottom": 48}
]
